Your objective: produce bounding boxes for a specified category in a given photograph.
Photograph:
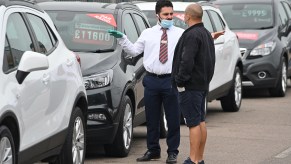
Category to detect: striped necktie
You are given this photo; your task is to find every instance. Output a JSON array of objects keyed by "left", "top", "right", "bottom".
[{"left": 159, "top": 28, "right": 168, "bottom": 64}]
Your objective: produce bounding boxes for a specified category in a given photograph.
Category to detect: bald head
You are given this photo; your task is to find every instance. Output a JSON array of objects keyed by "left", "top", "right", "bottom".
[{"left": 185, "top": 3, "right": 203, "bottom": 20}]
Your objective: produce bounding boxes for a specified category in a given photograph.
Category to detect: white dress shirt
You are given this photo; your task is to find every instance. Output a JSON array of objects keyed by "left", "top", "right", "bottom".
[{"left": 118, "top": 24, "right": 184, "bottom": 75}]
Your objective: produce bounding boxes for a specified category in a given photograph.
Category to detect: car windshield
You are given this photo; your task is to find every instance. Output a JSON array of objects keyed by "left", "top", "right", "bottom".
[
  {"left": 46, "top": 11, "right": 116, "bottom": 52},
  {"left": 218, "top": 3, "right": 274, "bottom": 30}
]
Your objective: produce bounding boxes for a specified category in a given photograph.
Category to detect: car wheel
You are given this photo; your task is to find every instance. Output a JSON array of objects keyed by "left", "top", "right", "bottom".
[
  {"left": 52, "top": 106, "right": 85, "bottom": 164},
  {"left": 0, "top": 126, "right": 16, "bottom": 164},
  {"left": 269, "top": 57, "right": 287, "bottom": 97},
  {"left": 104, "top": 95, "right": 133, "bottom": 157},
  {"left": 160, "top": 105, "right": 168, "bottom": 138},
  {"left": 221, "top": 67, "right": 242, "bottom": 112}
]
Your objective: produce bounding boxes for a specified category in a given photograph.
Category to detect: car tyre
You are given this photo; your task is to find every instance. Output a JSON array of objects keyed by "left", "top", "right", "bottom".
[
  {"left": 269, "top": 57, "right": 287, "bottom": 97},
  {"left": 159, "top": 106, "right": 168, "bottom": 138},
  {"left": 221, "top": 67, "right": 242, "bottom": 112},
  {"left": 52, "top": 106, "right": 85, "bottom": 164},
  {"left": 0, "top": 126, "right": 16, "bottom": 164},
  {"left": 104, "top": 95, "right": 133, "bottom": 157}
]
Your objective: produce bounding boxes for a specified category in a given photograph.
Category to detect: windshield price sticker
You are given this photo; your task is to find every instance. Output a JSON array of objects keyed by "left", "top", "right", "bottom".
[
  {"left": 87, "top": 14, "right": 117, "bottom": 27},
  {"left": 173, "top": 13, "right": 185, "bottom": 21},
  {"left": 73, "top": 23, "right": 113, "bottom": 45},
  {"left": 242, "top": 9, "right": 268, "bottom": 17},
  {"left": 73, "top": 29, "right": 112, "bottom": 45},
  {"left": 236, "top": 32, "right": 258, "bottom": 40}
]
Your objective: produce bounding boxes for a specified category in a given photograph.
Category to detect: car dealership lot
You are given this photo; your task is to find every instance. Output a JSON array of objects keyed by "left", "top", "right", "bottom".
[{"left": 83, "top": 81, "right": 291, "bottom": 164}]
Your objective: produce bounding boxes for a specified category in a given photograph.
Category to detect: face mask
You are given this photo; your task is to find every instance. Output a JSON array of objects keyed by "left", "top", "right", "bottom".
[{"left": 160, "top": 19, "right": 173, "bottom": 28}]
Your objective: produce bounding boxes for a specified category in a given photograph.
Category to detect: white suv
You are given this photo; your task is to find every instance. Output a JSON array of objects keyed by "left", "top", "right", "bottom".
[
  {"left": 136, "top": 1, "right": 243, "bottom": 112},
  {"left": 0, "top": 0, "right": 87, "bottom": 164}
]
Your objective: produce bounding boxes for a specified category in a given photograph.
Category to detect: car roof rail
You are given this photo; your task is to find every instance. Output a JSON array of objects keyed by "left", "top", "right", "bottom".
[
  {"left": 0, "top": 0, "right": 43, "bottom": 12},
  {"left": 116, "top": 2, "right": 140, "bottom": 10}
]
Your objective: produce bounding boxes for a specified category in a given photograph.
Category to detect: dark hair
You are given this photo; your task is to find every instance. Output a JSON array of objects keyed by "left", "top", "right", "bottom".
[{"left": 155, "top": 0, "right": 173, "bottom": 14}]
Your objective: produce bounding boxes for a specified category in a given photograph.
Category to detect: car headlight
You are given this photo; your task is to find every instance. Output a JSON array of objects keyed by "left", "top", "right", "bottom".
[
  {"left": 83, "top": 70, "right": 113, "bottom": 90},
  {"left": 250, "top": 41, "right": 276, "bottom": 56}
]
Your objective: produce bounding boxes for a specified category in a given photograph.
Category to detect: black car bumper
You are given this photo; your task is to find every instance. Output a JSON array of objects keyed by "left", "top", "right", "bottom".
[
  {"left": 242, "top": 51, "right": 281, "bottom": 88},
  {"left": 85, "top": 87, "right": 120, "bottom": 144}
]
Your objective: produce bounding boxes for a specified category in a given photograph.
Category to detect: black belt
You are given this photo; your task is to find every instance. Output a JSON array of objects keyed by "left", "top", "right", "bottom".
[{"left": 146, "top": 71, "right": 171, "bottom": 78}]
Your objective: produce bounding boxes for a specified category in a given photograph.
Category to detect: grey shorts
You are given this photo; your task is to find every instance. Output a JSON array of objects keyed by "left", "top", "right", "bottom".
[{"left": 178, "top": 90, "right": 206, "bottom": 127}]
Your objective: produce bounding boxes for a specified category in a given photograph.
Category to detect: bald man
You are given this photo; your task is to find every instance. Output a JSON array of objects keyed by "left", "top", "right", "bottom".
[{"left": 172, "top": 3, "right": 215, "bottom": 164}]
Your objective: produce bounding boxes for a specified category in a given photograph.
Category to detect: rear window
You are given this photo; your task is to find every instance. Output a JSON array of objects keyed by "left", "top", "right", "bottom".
[
  {"left": 47, "top": 11, "right": 116, "bottom": 52},
  {"left": 218, "top": 4, "right": 274, "bottom": 30}
]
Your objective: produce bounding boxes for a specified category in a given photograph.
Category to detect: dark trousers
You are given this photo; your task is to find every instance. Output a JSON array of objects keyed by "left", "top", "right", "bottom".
[{"left": 143, "top": 75, "right": 180, "bottom": 155}]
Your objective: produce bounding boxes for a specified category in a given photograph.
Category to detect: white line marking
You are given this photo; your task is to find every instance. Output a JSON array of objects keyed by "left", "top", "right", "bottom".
[{"left": 275, "top": 147, "right": 291, "bottom": 158}]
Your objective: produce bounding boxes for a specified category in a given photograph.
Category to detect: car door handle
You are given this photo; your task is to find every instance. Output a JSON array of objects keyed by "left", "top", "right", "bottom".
[
  {"left": 42, "top": 73, "right": 50, "bottom": 85},
  {"left": 66, "top": 59, "right": 74, "bottom": 66}
]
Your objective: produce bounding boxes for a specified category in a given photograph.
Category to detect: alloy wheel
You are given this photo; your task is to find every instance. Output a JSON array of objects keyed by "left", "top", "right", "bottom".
[
  {"left": 72, "top": 117, "right": 84, "bottom": 164},
  {"left": 234, "top": 71, "right": 242, "bottom": 107},
  {"left": 123, "top": 104, "right": 132, "bottom": 150},
  {"left": 0, "top": 137, "right": 13, "bottom": 164},
  {"left": 281, "top": 61, "right": 287, "bottom": 94}
]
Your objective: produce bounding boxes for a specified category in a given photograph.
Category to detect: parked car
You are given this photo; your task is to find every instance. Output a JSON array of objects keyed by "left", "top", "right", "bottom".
[
  {"left": 0, "top": 0, "right": 88, "bottom": 164},
  {"left": 213, "top": 0, "right": 291, "bottom": 97},
  {"left": 39, "top": 1, "right": 168, "bottom": 157},
  {"left": 135, "top": 2, "right": 243, "bottom": 112}
]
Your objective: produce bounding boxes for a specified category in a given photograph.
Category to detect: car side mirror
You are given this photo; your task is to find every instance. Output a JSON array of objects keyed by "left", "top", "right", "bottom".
[{"left": 16, "top": 51, "right": 49, "bottom": 84}]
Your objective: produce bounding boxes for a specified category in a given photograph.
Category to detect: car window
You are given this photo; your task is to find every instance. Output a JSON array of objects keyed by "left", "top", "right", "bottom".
[
  {"left": 3, "top": 36, "right": 14, "bottom": 72},
  {"left": 141, "top": 10, "right": 157, "bottom": 27},
  {"left": 279, "top": 2, "right": 289, "bottom": 25},
  {"left": 46, "top": 11, "right": 115, "bottom": 52},
  {"left": 282, "top": 2, "right": 291, "bottom": 18},
  {"left": 27, "top": 14, "right": 55, "bottom": 54},
  {"left": 208, "top": 10, "right": 225, "bottom": 32},
  {"left": 132, "top": 13, "right": 148, "bottom": 33},
  {"left": 123, "top": 13, "right": 139, "bottom": 43},
  {"left": 4, "top": 13, "right": 34, "bottom": 72},
  {"left": 218, "top": 3, "right": 273, "bottom": 30},
  {"left": 202, "top": 11, "right": 214, "bottom": 33}
]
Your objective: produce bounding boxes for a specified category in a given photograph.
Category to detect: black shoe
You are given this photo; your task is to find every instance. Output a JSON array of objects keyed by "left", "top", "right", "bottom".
[
  {"left": 166, "top": 153, "right": 177, "bottom": 164},
  {"left": 198, "top": 160, "right": 205, "bottom": 164},
  {"left": 183, "top": 157, "right": 195, "bottom": 164},
  {"left": 136, "top": 150, "right": 161, "bottom": 161}
]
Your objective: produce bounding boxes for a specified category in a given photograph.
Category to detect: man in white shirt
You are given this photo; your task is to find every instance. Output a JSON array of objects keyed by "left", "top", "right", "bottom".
[{"left": 109, "top": 1, "right": 183, "bottom": 163}]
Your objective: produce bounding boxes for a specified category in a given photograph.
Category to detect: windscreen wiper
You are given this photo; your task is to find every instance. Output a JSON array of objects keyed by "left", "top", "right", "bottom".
[
  {"left": 258, "top": 26, "right": 273, "bottom": 29},
  {"left": 94, "top": 49, "right": 115, "bottom": 53}
]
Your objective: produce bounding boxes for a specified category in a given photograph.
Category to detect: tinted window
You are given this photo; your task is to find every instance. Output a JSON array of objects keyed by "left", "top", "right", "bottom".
[
  {"left": 124, "top": 14, "right": 139, "bottom": 43},
  {"left": 47, "top": 11, "right": 115, "bottom": 52},
  {"left": 5, "top": 13, "right": 33, "bottom": 72},
  {"left": 279, "top": 3, "right": 288, "bottom": 25},
  {"left": 219, "top": 4, "right": 273, "bottom": 29},
  {"left": 208, "top": 10, "right": 224, "bottom": 32},
  {"left": 27, "top": 14, "right": 54, "bottom": 54},
  {"left": 202, "top": 11, "right": 214, "bottom": 32},
  {"left": 133, "top": 13, "right": 148, "bottom": 33}
]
